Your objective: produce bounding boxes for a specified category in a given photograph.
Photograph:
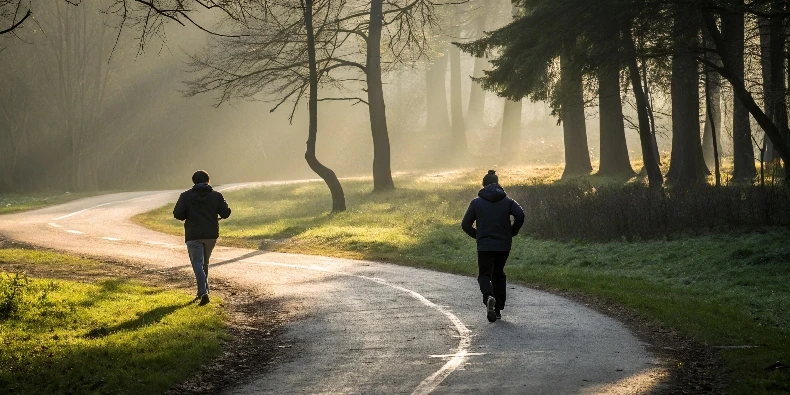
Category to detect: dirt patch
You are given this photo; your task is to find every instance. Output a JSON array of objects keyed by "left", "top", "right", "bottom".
[
  {"left": 0, "top": 238, "right": 292, "bottom": 394},
  {"left": 529, "top": 285, "right": 727, "bottom": 394}
]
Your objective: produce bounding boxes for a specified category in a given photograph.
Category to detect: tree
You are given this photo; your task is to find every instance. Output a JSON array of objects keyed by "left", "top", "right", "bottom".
[
  {"left": 0, "top": 0, "right": 31, "bottom": 35},
  {"left": 500, "top": 99, "right": 522, "bottom": 160},
  {"left": 466, "top": 13, "right": 489, "bottom": 129},
  {"left": 699, "top": 5, "right": 790, "bottom": 180},
  {"left": 666, "top": 4, "right": 706, "bottom": 187},
  {"left": 184, "top": 0, "right": 347, "bottom": 211},
  {"left": 723, "top": 0, "right": 755, "bottom": 182},
  {"left": 701, "top": 37, "right": 723, "bottom": 171},
  {"left": 188, "top": 0, "right": 450, "bottom": 192},
  {"left": 458, "top": 0, "right": 662, "bottom": 184},
  {"left": 449, "top": 31, "right": 469, "bottom": 156},
  {"left": 559, "top": 37, "right": 593, "bottom": 177},
  {"left": 597, "top": 61, "right": 634, "bottom": 176},
  {"left": 302, "top": 0, "right": 345, "bottom": 212},
  {"left": 425, "top": 51, "right": 451, "bottom": 137}
]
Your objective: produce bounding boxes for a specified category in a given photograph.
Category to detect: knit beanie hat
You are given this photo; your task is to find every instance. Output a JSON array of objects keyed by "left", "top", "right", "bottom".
[{"left": 482, "top": 170, "right": 498, "bottom": 186}]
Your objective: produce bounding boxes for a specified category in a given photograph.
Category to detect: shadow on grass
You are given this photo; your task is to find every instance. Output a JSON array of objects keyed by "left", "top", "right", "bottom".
[
  {"left": 84, "top": 302, "right": 190, "bottom": 339},
  {"left": 3, "top": 320, "right": 223, "bottom": 395}
]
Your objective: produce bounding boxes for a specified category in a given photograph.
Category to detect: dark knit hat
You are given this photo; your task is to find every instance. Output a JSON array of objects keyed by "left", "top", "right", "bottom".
[
  {"left": 192, "top": 170, "right": 210, "bottom": 184},
  {"left": 482, "top": 170, "right": 498, "bottom": 186}
]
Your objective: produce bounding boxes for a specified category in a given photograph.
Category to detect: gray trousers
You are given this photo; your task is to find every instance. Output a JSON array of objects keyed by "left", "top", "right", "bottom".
[{"left": 186, "top": 239, "right": 217, "bottom": 296}]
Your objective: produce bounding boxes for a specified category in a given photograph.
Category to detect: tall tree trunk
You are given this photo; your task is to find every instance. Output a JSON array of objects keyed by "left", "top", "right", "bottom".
[
  {"left": 758, "top": 16, "right": 777, "bottom": 161},
  {"left": 366, "top": 0, "right": 395, "bottom": 191},
  {"left": 467, "top": 14, "right": 488, "bottom": 129},
  {"left": 500, "top": 99, "right": 522, "bottom": 161},
  {"left": 559, "top": 38, "right": 592, "bottom": 177},
  {"left": 726, "top": 0, "right": 756, "bottom": 181},
  {"left": 624, "top": 27, "right": 663, "bottom": 187},
  {"left": 303, "top": 0, "right": 345, "bottom": 212},
  {"left": 667, "top": 8, "right": 705, "bottom": 187},
  {"left": 702, "top": 44, "right": 722, "bottom": 170},
  {"left": 425, "top": 51, "right": 451, "bottom": 136},
  {"left": 597, "top": 63, "right": 634, "bottom": 175},
  {"left": 640, "top": 54, "right": 662, "bottom": 165},
  {"left": 449, "top": 42, "right": 468, "bottom": 156}
]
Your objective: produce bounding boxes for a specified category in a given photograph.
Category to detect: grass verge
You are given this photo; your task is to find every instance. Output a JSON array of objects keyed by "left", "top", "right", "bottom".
[
  {"left": 0, "top": 248, "right": 228, "bottom": 394},
  {"left": 134, "top": 167, "right": 790, "bottom": 394}
]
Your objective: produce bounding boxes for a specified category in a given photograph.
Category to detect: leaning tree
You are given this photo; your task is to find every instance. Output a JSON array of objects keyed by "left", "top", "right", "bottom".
[{"left": 187, "top": 0, "right": 454, "bottom": 193}]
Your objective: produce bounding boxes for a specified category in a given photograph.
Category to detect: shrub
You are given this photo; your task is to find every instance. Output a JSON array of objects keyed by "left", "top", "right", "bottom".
[
  {"left": 508, "top": 184, "right": 790, "bottom": 241},
  {"left": 0, "top": 272, "right": 30, "bottom": 320}
]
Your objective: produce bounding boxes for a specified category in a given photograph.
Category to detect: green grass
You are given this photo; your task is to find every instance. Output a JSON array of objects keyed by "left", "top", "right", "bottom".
[
  {"left": 0, "top": 192, "right": 98, "bottom": 215},
  {"left": 134, "top": 166, "right": 790, "bottom": 394},
  {"left": 0, "top": 249, "right": 228, "bottom": 394}
]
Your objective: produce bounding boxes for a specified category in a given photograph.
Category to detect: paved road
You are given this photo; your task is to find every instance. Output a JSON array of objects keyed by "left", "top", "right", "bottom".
[{"left": 0, "top": 186, "right": 666, "bottom": 394}]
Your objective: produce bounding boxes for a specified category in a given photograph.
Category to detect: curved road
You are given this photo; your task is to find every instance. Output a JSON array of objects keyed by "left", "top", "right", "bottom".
[{"left": 0, "top": 186, "right": 666, "bottom": 394}]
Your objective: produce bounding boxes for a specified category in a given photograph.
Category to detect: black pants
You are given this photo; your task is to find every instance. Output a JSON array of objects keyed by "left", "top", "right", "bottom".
[{"left": 477, "top": 251, "right": 509, "bottom": 310}]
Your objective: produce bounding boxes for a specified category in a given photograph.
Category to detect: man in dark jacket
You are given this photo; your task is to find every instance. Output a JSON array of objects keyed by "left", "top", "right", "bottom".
[
  {"left": 462, "top": 170, "right": 525, "bottom": 322},
  {"left": 173, "top": 170, "right": 232, "bottom": 306}
]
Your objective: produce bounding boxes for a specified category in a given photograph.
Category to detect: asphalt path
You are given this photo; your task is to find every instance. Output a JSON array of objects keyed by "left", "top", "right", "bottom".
[{"left": 0, "top": 185, "right": 667, "bottom": 394}]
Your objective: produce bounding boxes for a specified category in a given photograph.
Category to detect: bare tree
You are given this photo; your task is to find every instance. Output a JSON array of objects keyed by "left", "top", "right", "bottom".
[
  {"left": 0, "top": 0, "right": 31, "bottom": 35},
  {"left": 187, "top": 0, "right": 452, "bottom": 192}
]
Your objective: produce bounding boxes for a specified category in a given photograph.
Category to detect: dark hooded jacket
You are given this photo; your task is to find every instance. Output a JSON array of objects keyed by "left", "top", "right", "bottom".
[
  {"left": 173, "top": 183, "right": 232, "bottom": 242},
  {"left": 461, "top": 183, "right": 525, "bottom": 251}
]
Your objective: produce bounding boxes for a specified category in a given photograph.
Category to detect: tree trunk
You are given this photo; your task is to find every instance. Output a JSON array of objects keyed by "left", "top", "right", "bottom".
[
  {"left": 366, "top": 0, "right": 395, "bottom": 191},
  {"left": 726, "top": 0, "right": 756, "bottom": 181},
  {"left": 597, "top": 63, "right": 634, "bottom": 175},
  {"left": 303, "top": 0, "right": 346, "bottom": 212},
  {"left": 449, "top": 42, "right": 468, "bottom": 156},
  {"left": 625, "top": 28, "right": 663, "bottom": 188},
  {"left": 559, "top": 38, "right": 592, "bottom": 178},
  {"left": 467, "top": 14, "right": 488, "bottom": 129},
  {"left": 425, "top": 51, "right": 451, "bottom": 136},
  {"left": 667, "top": 8, "right": 705, "bottom": 187},
  {"left": 702, "top": 48, "right": 722, "bottom": 170},
  {"left": 500, "top": 99, "right": 522, "bottom": 161},
  {"left": 758, "top": 16, "right": 777, "bottom": 162}
]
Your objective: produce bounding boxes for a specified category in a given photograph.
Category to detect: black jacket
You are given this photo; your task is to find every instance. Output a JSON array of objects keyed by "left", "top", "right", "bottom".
[
  {"left": 461, "top": 184, "right": 525, "bottom": 251},
  {"left": 173, "top": 184, "right": 231, "bottom": 242}
]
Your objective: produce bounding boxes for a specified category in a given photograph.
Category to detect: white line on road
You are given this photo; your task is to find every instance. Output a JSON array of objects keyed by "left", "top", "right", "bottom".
[
  {"left": 102, "top": 237, "right": 122, "bottom": 241},
  {"left": 48, "top": 223, "right": 62, "bottom": 228},
  {"left": 66, "top": 230, "right": 83, "bottom": 234},
  {"left": 429, "top": 352, "right": 486, "bottom": 358},
  {"left": 235, "top": 258, "right": 472, "bottom": 395}
]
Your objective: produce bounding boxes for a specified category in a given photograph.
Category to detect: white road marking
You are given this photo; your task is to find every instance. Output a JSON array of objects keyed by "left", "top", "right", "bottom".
[
  {"left": 51, "top": 192, "right": 173, "bottom": 221},
  {"left": 101, "top": 237, "right": 122, "bottom": 241},
  {"left": 237, "top": 258, "right": 472, "bottom": 395},
  {"left": 429, "top": 352, "right": 486, "bottom": 358},
  {"left": 66, "top": 230, "right": 83, "bottom": 234},
  {"left": 48, "top": 223, "right": 62, "bottom": 228}
]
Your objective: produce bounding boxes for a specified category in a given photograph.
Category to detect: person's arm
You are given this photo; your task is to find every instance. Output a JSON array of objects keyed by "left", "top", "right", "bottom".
[
  {"left": 461, "top": 201, "right": 477, "bottom": 239},
  {"left": 510, "top": 199, "right": 525, "bottom": 236},
  {"left": 217, "top": 192, "right": 231, "bottom": 219},
  {"left": 173, "top": 193, "right": 187, "bottom": 221}
]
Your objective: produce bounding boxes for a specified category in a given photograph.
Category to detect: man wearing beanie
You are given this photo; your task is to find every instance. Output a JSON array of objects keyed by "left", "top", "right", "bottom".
[
  {"left": 173, "top": 170, "right": 232, "bottom": 306},
  {"left": 461, "top": 170, "right": 525, "bottom": 322}
]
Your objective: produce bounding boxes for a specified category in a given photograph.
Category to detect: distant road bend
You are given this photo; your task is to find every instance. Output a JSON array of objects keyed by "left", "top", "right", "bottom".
[{"left": 0, "top": 185, "right": 667, "bottom": 394}]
